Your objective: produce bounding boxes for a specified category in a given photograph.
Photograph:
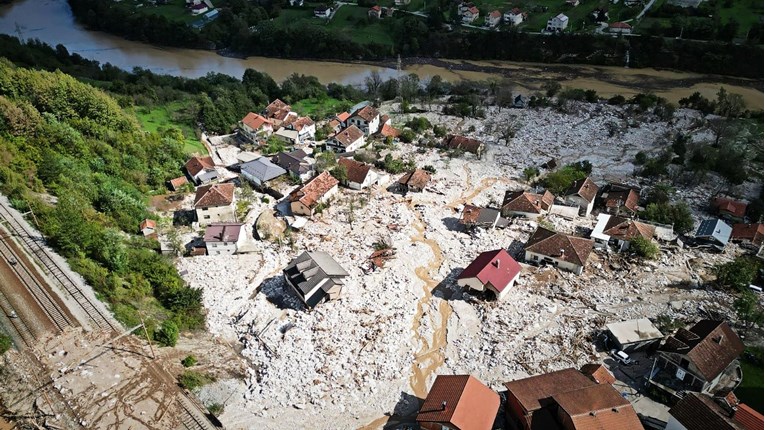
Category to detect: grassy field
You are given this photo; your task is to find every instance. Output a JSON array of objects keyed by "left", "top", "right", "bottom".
[
  {"left": 717, "top": 0, "right": 763, "bottom": 37},
  {"left": 292, "top": 97, "right": 353, "bottom": 119},
  {"left": 135, "top": 101, "right": 207, "bottom": 156},
  {"left": 735, "top": 347, "right": 764, "bottom": 413},
  {"left": 518, "top": 0, "right": 642, "bottom": 31},
  {"left": 274, "top": 5, "right": 395, "bottom": 46}
]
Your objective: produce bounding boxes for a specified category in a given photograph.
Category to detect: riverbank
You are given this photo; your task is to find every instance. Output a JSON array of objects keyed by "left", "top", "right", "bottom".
[{"left": 1, "top": 0, "right": 762, "bottom": 109}]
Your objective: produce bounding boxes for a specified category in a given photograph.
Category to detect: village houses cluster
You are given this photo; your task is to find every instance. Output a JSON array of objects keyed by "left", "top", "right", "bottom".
[{"left": 142, "top": 96, "right": 763, "bottom": 430}]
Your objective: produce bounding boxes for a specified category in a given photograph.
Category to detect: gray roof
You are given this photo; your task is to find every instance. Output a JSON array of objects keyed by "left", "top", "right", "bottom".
[
  {"left": 283, "top": 251, "right": 348, "bottom": 308},
  {"left": 695, "top": 219, "right": 732, "bottom": 246},
  {"left": 241, "top": 157, "right": 287, "bottom": 182},
  {"left": 606, "top": 318, "right": 664, "bottom": 345}
]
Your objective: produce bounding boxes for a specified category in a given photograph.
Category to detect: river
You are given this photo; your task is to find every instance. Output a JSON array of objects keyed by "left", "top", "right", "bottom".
[{"left": 0, "top": 0, "right": 762, "bottom": 108}]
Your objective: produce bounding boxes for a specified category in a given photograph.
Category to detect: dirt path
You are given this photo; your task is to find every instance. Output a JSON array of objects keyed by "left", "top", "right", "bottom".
[{"left": 407, "top": 203, "right": 453, "bottom": 399}]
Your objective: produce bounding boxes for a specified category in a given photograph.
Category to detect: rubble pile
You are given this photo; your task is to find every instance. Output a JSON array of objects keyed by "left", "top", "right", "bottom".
[{"left": 171, "top": 102, "right": 758, "bottom": 429}]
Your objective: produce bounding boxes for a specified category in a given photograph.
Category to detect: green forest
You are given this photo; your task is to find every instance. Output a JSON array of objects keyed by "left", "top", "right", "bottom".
[{"left": 0, "top": 58, "right": 204, "bottom": 332}]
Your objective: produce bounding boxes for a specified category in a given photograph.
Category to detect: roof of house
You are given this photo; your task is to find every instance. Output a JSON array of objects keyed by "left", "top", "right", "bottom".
[
  {"left": 443, "top": 135, "right": 484, "bottom": 154},
  {"left": 731, "top": 223, "right": 764, "bottom": 246},
  {"left": 204, "top": 223, "right": 245, "bottom": 243},
  {"left": 509, "top": 7, "right": 522, "bottom": 13},
  {"left": 330, "top": 125, "right": 364, "bottom": 147},
  {"left": 554, "top": 12, "right": 568, "bottom": 20},
  {"left": 416, "top": 375, "right": 500, "bottom": 430},
  {"left": 565, "top": 177, "right": 599, "bottom": 203},
  {"left": 140, "top": 219, "right": 156, "bottom": 231},
  {"left": 579, "top": 363, "right": 616, "bottom": 385},
  {"left": 264, "top": 99, "right": 290, "bottom": 117},
  {"left": 351, "top": 105, "right": 379, "bottom": 122},
  {"left": 504, "top": 368, "right": 595, "bottom": 414},
  {"left": 524, "top": 228, "right": 593, "bottom": 267},
  {"left": 733, "top": 404, "right": 764, "bottom": 430},
  {"left": 695, "top": 219, "right": 733, "bottom": 246},
  {"left": 370, "top": 5, "right": 381, "bottom": 11},
  {"left": 669, "top": 393, "right": 744, "bottom": 430},
  {"left": 241, "top": 112, "right": 272, "bottom": 131},
  {"left": 458, "top": 249, "right": 521, "bottom": 293},
  {"left": 467, "top": 6, "right": 480, "bottom": 13},
  {"left": 273, "top": 149, "right": 309, "bottom": 175},
  {"left": 185, "top": 156, "right": 215, "bottom": 177},
  {"left": 289, "top": 171, "right": 339, "bottom": 209},
  {"left": 336, "top": 111, "right": 351, "bottom": 122},
  {"left": 659, "top": 320, "right": 744, "bottom": 381},
  {"left": 503, "top": 190, "right": 555, "bottom": 214},
  {"left": 489, "top": 10, "right": 501, "bottom": 17},
  {"left": 241, "top": 157, "right": 287, "bottom": 182},
  {"left": 604, "top": 188, "right": 639, "bottom": 212},
  {"left": 283, "top": 251, "right": 348, "bottom": 308},
  {"left": 553, "top": 384, "right": 643, "bottom": 430},
  {"left": 609, "top": 21, "right": 632, "bottom": 28},
  {"left": 338, "top": 158, "right": 372, "bottom": 184},
  {"left": 603, "top": 216, "right": 655, "bottom": 241},
  {"left": 379, "top": 123, "right": 401, "bottom": 138},
  {"left": 712, "top": 196, "right": 748, "bottom": 218},
  {"left": 194, "top": 183, "right": 235, "bottom": 208},
  {"left": 398, "top": 169, "right": 431, "bottom": 189},
  {"left": 605, "top": 318, "right": 664, "bottom": 345},
  {"left": 289, "top": 116, "right": 315, "bottom": 131},
  {"left": 459, "top": 204, "right": 503, "bottom": 227},
  {"left": 275, "top": 128, "right": 300, "bottom": 141},
  {"left": 169, "top": 176, "right": 188, "bottom": 189}
]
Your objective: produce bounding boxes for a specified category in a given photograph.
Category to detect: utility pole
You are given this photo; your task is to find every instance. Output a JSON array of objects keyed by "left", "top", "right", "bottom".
[{"left": 139, "top": 314, "right": 156, "bottom": 359}]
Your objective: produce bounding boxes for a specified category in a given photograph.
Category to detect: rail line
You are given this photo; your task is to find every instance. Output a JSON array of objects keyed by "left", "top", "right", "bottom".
[
  {"left": 0, "top": 235, "right": 74, "bottom": 332},
  {"left": 0, "top": 202, "right": 119, "bottom": 332},
  {"left": 0, "top": 286, "right": 35, "bottom": 348},
  {"left": 178, "top": 394, "right": 218, "bottom": 430}
]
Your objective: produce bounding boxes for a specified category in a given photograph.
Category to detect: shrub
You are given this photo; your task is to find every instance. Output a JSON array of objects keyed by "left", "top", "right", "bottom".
[
  {"left": 640, "top": 202, "right": 694, "bottom": 234},
  {"left": 181, "top": 355, "right": 197, "bottom": 367},
  {"left": 399, "top": 129, "right": 416, "bottom": 143},
  {"left": 608, "top": 95, "right": 626, "bottom": 105},
  {"left": 634, "top": 151, "right": 648, "bottom": 165},
  {"left": 207, "top": 403, "right": 225, "bottom": 417},
  {"left": 715, "top": 256, "right": 760, "bottom": 291},
  {"left": 542, "top": 162, "right": 591, "bottom": 194},
  {"left": 630, "top": 236, "right": 659, "bottom": 260},
  {"left": 404, "top": 117, "right": 431, "bottom": 133},
  {"left": 178, "top": 370, "right": 215, "bottom": 391},
  {"left": 432, "top": 125, "right": 447, "bottom": 137},
  {"left": 422, "top": 165, "right": 437, "bottom": 174},
  {"left": 0, "top": 333, "right": 11, "bottom": 354},
  {"left": 523, "top": 167, "right": 540, "bottom": 181},
  {"left": 154, "top": 320, "right": 179, "bottom": 347}
]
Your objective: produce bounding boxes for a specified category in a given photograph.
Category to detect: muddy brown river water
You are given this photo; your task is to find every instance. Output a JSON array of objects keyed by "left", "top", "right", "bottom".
[{"left": 1, "top": 0, "right": 762, "bottom": 108}]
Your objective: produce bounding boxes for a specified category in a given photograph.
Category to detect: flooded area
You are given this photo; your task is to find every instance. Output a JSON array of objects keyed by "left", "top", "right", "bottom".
[{"left": 1, "top": 0, "right": 762, "bottom": 108}]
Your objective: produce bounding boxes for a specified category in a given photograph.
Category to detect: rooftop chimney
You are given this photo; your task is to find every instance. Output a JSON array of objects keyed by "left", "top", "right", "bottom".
[
  {"left": 560, "top": 248, "right": 565, "bottom": 256},
  {"left": 493, "top": 259, "right": 501, "bottom": 268},
  {"left": 441, "top": 401, "right": 447, "bottom": 410}
]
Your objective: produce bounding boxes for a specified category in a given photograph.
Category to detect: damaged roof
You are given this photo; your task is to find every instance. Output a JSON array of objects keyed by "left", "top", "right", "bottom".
[
  {"left": 524, "top": 228, "right": 594, "bottom": 266},
  {"left": 603, "top": 216, "right": 655, "bottom": 241},
  {"left": 659, "top": 320, "right": 744, "bottom": 381},
  {"left": 289, "top": 171, "right": 339, "bottom": 209},
  {"left": 565, "top": 177, "right": 599, "bottom": 203},
  {"left": 502, "top": 190, "right": 554, "bottom": 214}
]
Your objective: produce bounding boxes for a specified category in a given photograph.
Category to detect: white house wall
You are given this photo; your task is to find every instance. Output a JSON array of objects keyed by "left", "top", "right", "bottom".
[
  {"left": 525, "top": 250, "right": 583, "bottom": 275},
  {"left": 196, "top": 205, "right": 236, "bottom": 226}
]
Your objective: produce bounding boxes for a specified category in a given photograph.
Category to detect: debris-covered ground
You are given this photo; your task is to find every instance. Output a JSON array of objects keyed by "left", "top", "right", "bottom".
[{"left": 169, "top": 101, "right": 761, "bottom": 429}]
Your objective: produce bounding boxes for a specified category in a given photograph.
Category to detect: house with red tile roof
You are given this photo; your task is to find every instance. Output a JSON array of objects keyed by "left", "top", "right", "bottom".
[
  {"left": 501, "top": 190, "right": 555, "bottom": 218},
  {"left": 139, "top": 219, "right": 157, "bottom": 239},
  {"left": 283, "top": 116, "right": 316, "bottom": 142},
  {"left": 347, "top": 105, "right": 380, "bottom": 135},
  {"left": 712, "top": 196, "right": 749, "bottom": 223},
  {"left": 601, "top": 183, "right": 640, "bottom": 216},
  {"left": 239, "top": 112, "right": 274, "bottom": 142},
  {"left": 289, "top": 171, "right": 339, "bottom": 217},
  {"left": 667, "top": 392, "right": 749, "bottom": 430},
  {"left": 168, "top": 176, "right": 188, "bottom": 192},
  {"left": 608, "top": 21, "right": 632, "bottom": 33},
  {"left": 648, "top": 320, "right": 744, "bottom": 397},
  {"left": 486, "top": 10, "right": 502, "bottom": 27},
  {"left": 731, "top": 223, "right": 764, "bottom": 248},
  {"left": 457, "top": 249, "right": 521, "bottom": 300},
  {"left": 368, "top": 5, "right": 382, "bottom": 18},
  {"left": 504, "top": 368, "right": 643, "bottom": 430},
  {"left": 203, "top": 223, "right": 246, "bottom": 255},
  {"left": 442, "top": 135, "right": 485, "bottom": 157},
  {"left": 184, "top": 156, "right": 218, "bottom": 185},
  {"left": 397, "top": 169, "right": 431, "bottom": 193},
  {"left": 733, "top": 403, "right": 764, "bottom": 430},
  {"left": 326, "top": 125, "right": 365, "bottom": 153},
  {"left": 459, "top": 205, "right": 509, "bottom": 230},
  {"left": 338, "top": 157, "right": 378, "bottom": 190},
  {"left": 504, "top": 7, "right": 525, "bottom": 25},
  {"left": 462, "top": 5, "right": 480, "bottom": 23},
  {"left": 563, "top": 177, "right": 599, "bottom": 216},
  {"left": 194, "top": 183, "right": 236, "bottom": 226},
  {"left": 590, "top": 213, "right": 655, "bottom": 252},
  {"left": 523, "top": 227, "right": 593, "bottom": 275},
  {"left": 417, "top": 375, "right": 500, "bottom": 430}
]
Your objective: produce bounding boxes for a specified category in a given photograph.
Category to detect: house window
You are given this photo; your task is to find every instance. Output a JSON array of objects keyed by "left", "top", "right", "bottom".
[
  {"left": 204, "top": 215, "right": 211, "bottom": 219},
  {"left": 202, "top": 207, "right": 208, "bottom": 211}
]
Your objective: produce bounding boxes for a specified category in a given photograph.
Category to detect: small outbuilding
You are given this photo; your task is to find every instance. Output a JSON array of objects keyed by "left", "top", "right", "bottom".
[{"left": 605, "top": 318, "right": 664, "bottom": 352}]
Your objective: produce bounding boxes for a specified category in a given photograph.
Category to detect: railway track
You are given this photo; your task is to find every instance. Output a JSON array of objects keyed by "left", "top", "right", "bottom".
[
  {"left": 178, "top": 394, "right": 218, "bottom": 430},
  {"left": 0, "top": 202, "right": 120, "bottom": 332},
  {"left": 0, "top": 286, "right": 35, "bottom": 348},
  {"left": 0, "top": 235, "right": 74, "bottom": 332}
]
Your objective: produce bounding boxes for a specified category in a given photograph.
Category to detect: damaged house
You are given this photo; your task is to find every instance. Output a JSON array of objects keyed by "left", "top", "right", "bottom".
[{"left": 283, "top": 251, "right": 349, "bottom": 308}]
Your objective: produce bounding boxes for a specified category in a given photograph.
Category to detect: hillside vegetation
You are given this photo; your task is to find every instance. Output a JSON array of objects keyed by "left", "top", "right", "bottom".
[{"left": 0, "top": 59, "right": 204, "bottom": 330}]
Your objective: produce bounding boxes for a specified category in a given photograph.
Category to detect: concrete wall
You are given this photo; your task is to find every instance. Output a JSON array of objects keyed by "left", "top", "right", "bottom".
[
  {"left": 196, "top": 204, "right": 235, "bottom": 227},
  {"left": 525, "top": 251, "right": 583, "bottom": 275}
]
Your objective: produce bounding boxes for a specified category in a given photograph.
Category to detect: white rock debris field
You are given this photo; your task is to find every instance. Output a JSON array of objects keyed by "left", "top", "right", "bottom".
[{"left": 173, "top": 102, "right": 754, "bottom": 429}]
